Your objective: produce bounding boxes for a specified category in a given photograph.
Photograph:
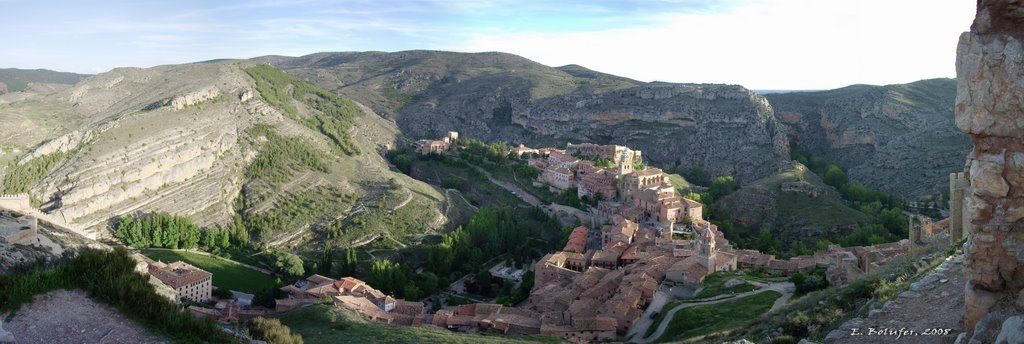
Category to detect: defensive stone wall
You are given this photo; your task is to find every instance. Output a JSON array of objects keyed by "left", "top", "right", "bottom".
[{"left": 957, "top": 0, "right": 1024, "bottom": 332}]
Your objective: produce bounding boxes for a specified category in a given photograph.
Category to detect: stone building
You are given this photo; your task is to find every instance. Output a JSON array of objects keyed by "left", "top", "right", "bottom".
[
  {"left": 541, "top": 167, "right": 574, "bottom": 190},
  {"left": 148, "top": 261, "right": 213, "bottom": 302}
]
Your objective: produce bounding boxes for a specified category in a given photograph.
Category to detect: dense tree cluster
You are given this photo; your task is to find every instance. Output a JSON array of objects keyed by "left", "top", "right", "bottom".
[
  {"left": 426, "top": 206, "right": 565, "bottom": 278},
  {"left": 360, "top": 206, "right": 564, "bottom": 300},
  {"left": 2, "top": 151, "right": 68, "bottom": 194},
  {"left": 0, "top": 247, "right": 235, "bottom": 342},
  {"left": 271, "top": 251, "right": 305, "bottom": 277},
  {"left": 115, "top": 213, "right": 202, "bottom": 250}
]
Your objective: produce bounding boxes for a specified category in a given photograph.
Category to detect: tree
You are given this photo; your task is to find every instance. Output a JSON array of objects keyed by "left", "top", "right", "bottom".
[
  {"left": 392, "top": 154, "right": 413, "bottom": 174},
  {"left": 822, "top": 164, "right": 848, "bottom": 189},
  {"left": 273, "top": 251, "right": 305, "bottom": 277},
  {"left": 319, "top": 245, "right": 333, "bottom": 275},
  {"left": 707, "top": 175, "right": 738, "bottom": 202},
  {"left": 684, "top": 166, "right": 710, "bottom": 186}
]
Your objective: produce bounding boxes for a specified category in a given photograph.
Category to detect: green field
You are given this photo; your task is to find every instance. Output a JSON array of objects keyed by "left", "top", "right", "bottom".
[
  {"left": 141, "top": 249, "right": 276, "bottom": 293},
  {"left": 279, "top": 304, "right": 566, "bottom": 344},
  {"left": 655, "top": 291, "right": 782, "bottom": 343},
  {"left": 690, "top": 272, "right": 758, "bottom": 299}
]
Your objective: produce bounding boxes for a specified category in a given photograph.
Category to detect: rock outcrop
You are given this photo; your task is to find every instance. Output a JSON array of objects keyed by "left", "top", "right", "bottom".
[
  {"left": 957, "top": 0, "right": 1024, "bottom": 332},
  {"left": 0, "top": 82, "right": 7, "bottom": 95}
]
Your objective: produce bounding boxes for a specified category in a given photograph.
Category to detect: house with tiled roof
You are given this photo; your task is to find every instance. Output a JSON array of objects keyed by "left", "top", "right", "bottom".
[
  {"left": 148, "top": 261, "right": 212, "bottom": 302},
  {"left": 563, "top": 226, "right": 589, "bottom": 253}
]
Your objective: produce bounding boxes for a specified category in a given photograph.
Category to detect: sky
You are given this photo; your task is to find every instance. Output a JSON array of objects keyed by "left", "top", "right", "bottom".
[{"left": 0, "top": 0, "right": 975, "bottom": 90}]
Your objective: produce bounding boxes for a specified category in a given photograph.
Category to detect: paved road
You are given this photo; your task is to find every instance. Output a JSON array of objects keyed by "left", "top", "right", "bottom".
[{"left": 632, "top": 281, "right": 795, "bottom": 343}]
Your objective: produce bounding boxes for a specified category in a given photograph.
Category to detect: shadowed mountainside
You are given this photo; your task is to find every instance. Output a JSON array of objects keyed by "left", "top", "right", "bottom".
[
  {"left": 767, "top": 78, "right": 967, "bottom": 200},
  {"left": 258, "top": 50, "right": 790, "bottom": 184}
]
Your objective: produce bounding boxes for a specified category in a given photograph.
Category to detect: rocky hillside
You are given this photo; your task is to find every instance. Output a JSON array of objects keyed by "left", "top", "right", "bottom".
[
  {"left": 719, "top": 161, "right": 874, "bottom": 246},
  {"left": 0, "top": 68, "right": 90, "bottom": 94},
  {"left": 0, "top": 61, "right": 458, "bottom": 245},
  {"left": 767, "top": 78, "right": 967, "bottom": 200},
  {"left": 259, "top": 51, "right": 789, "bottom": 183}
]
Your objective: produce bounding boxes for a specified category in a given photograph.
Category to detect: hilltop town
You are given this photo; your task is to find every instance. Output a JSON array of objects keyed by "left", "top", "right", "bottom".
[{"left": 157, "top": 135, "right": 958, "bottom": 343}]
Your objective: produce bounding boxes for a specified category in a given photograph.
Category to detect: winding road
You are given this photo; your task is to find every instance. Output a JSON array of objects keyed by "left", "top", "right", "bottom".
[{"left": 629, "top": 280, "right": 795, "bottom": 343}]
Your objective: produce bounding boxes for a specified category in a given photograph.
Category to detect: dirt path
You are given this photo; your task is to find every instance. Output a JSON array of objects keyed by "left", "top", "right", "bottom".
[
  {"left": 633, "top": 281, "right": 794, "bottom": 343},
  {"left": 826, "top": 255, "right": 965, "bottom": 344},
  {"left": 392, "top": 189, "right": 413, "bottom": 211},
  {"left": 6, "top": 289, "right": 167, "bottom": 344}
]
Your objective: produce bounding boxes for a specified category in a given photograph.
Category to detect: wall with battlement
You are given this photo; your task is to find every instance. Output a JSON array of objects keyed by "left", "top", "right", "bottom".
[
  {"left": 0, "top": 194, "right": 30, "bottom": 212},
  {"left": 0, "top": 194, "right": 89, "bottom": 239}
]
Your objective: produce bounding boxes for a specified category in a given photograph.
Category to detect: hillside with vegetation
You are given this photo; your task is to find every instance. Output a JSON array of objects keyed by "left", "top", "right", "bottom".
[
  {"left": 0, "top": 68, "right": 89, "bottom": 93},
  {"left": 0, "top": 61, "right": 470, "bottom": 262},
  {"left": 259, "top": 51, "right": 789, "bottom": 184},
  {"left": 709, "top": 148, "right": 909, "bottom": 257},
  {"left": 767, "top": 78, "right": 965, "bottom": 201}
]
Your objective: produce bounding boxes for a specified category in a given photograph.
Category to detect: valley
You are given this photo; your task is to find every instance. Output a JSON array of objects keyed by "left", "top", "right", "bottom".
[{"left": 0, "top": 52, "right": 968, "bottom": 344}]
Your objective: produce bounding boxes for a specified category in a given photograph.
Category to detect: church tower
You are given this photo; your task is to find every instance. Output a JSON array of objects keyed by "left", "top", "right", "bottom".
[{"left": 699, "top": 226, "right": 717, "bottom": 271}]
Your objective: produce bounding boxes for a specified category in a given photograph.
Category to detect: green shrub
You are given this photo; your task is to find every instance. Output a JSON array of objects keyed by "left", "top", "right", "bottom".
[{"left": 248, "top": 317, "right": 303, "bottom": 344}]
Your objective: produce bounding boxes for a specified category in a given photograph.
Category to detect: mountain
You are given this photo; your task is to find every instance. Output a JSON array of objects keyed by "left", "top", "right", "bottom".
[
  {"left": 766, "top": 78, "right": 967, "bottom": 200},
  {"left": 257, "top": 50, "right": 790, "bottom": 183},
  {"left": 0, "top": 68, "right": 90, "bottom": 94},
  {"left": 0, "top": 61, "right": 461, "bottom": 246}
]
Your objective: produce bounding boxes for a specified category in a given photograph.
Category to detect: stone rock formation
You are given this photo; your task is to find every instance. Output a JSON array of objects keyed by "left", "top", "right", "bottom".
[
  {"left": 957, "top": 0, "right": 1024, "bottom": 332},
  {"left": 0, "top": 82, "right": 8, "bottom": 95}
]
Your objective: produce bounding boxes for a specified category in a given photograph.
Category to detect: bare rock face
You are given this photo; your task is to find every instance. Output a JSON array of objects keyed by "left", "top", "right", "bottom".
[
  {"left": 0, "top": 82, "right": 8, "bottom": 95},
  {"left": 958, "top": 0, "right": 1024, "bottom": 331},
  {"left": 766, "top": 79, "right": 966, "bottom": 200}
]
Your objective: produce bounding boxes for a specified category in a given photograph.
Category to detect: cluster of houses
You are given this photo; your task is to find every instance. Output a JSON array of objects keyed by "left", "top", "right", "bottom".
[
  {"left": 413, "top": 131, "right": 459, "bottom": 155},
  {"left": 275, "top": 274, "right": 428, "bottom": 326},
  {"left": 526, "top": 143, "right": 702, "bottom": 232},
  {"left": 115, "top": 136, "right": 930, "bottom": 343}
]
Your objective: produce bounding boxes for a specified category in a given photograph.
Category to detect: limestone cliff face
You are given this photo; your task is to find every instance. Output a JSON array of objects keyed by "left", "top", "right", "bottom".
[
  {"left": 0, "top": 61, "right": 451, "bottom": 242},
  {"left": 957, "top": 0, "right": 1024, "bottom": 332},
  {"left": 263, "top": 51, "right": 788, "bottom": 183},
  {"left": 767, "top": 79, "right": 969, "bottom": 200}
]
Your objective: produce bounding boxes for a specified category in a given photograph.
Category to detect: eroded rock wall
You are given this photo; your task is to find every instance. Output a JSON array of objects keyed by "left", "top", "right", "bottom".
[{"left": 958, "top": 0, "right": 1024, "bottom": 331}]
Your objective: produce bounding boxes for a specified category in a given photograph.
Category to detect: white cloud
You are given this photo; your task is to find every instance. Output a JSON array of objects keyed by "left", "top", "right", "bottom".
[{"left": 453, "top": 0, "right": 975, "bottom": 89}]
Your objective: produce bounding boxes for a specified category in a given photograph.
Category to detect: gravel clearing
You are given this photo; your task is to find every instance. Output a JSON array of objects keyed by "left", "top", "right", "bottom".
[{"left": 6, "top": 289, "right": 167, "bottom": 344}]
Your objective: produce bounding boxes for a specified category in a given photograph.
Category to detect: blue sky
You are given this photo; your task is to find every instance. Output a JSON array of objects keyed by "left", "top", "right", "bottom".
[{"left": 0, "top": 0, "right": 974, "bottom": 89}]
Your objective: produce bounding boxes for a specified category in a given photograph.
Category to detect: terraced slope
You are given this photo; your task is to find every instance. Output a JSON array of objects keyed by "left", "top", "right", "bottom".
[{"left": 0, "top": 62, "right": 461, "bottom": 245}]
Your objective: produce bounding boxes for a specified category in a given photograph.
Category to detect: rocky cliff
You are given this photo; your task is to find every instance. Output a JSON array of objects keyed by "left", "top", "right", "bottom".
[
  {"left": 260, "top": 51, "right": 789, "bottom": 183},
  {"left": 0, "top": 61, "right": 455, "bottom": 244},
  {"left": 766, "top": 78, "right": 969, "bottom": 200}
]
